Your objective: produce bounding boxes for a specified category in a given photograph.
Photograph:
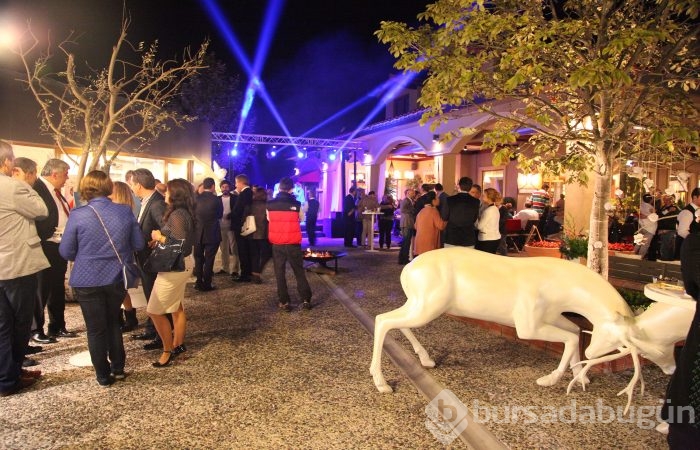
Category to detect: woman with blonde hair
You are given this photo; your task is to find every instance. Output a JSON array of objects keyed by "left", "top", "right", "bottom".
[
  {"left": 148, "top": 179, "right": 195, "bottom": 367},
  {"left": 109, "top": 181, "right": 138, "bottom": 332},
  {"left": 476, "top": 188, "right": 502, "bottom": 254}
]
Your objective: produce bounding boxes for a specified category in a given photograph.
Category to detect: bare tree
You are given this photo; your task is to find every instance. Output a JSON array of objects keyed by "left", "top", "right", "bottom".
[{"left": 13, "top": 15, "right": 208, "bottom": 183}]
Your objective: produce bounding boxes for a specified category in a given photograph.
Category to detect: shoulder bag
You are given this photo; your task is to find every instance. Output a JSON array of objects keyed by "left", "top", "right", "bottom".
[
  {"left": 88, "top": 205, "right": 141, "bottom": 289},
  {"left": 241, "top": 215, "right": 257, "bottom": 236}
]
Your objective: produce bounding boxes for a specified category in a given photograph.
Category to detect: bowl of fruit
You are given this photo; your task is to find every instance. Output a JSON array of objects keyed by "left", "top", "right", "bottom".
[{"left": 524, "top": 240, "right": 563, "bottom": 258}]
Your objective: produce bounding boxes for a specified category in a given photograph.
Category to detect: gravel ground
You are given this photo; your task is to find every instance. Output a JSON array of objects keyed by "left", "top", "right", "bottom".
[{"left": 0, "top": 240, "right": 669, "bottom": 449}]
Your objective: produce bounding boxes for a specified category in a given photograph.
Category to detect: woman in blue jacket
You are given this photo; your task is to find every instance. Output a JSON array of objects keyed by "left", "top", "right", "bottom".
[{"left": 59, "top": 171, "right": 144, "bottom": 386}]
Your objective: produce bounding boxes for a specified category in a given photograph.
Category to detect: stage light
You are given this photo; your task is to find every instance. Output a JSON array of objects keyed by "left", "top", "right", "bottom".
[
  {"left": 297, "top": 150, "right": 305, "bottom": 159},
  {"left": 328, "top": 151, "right": 337, "bottom": 161},
  {"left": 230, "top": 148, "right": 238, "bottom": 157}
]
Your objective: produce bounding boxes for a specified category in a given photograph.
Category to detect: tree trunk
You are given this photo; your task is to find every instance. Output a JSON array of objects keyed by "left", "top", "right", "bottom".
[
  {"left": 77, "top": 151, "right": 89, "bottom": 187},
  {"left": 587, "top": 149, "right": 613, "bottom": 278}
]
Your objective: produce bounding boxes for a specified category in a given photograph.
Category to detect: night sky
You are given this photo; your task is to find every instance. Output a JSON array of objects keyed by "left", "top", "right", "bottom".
[{"left": 1, "top": 0, "right": 429, "bottom": 137}]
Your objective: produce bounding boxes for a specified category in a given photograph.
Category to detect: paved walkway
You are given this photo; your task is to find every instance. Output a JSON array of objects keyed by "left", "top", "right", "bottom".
[{"left": 1, "top": 238, "right": 668, "bottom": 449}]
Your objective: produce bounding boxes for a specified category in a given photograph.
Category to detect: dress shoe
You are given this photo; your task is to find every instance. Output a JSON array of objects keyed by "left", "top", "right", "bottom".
[
  {"left": 215, "top": 269, "right": 227, "bottom": 275},
  {"left": 278, "top": 302, "right": 292, "bottom": 312},
  {"left": 301, "top": 301, "right": 313, "bottom": 310},
  {"left": 143, "top": 339, "right": 162, "bottom": 350},
  {"left": 111, "top": 371, "right": 126, "bottom": 381},
  {"left": 26, "top": 345, "right": 43, "bottom": 355},
  {"left": 193, "top": 283, "right": 204, "bottom": 291},
  {"left": 199, "top": 285, "right": 217, "bottom": 292},
  {"left": 152, "top": 351, "right": 175, "bottom": 367},
  {"left": 32, "top": 333, "right": 57, "bottom": 344},
  {"left": 22, "top": 358, "right": 39, "bottom": 368},
  {"left": 172, "top": 344, "right": 187, "bottom": 356},
  {"left": 97, "top": 375, "right": 115, "bottom": 387},
  {"left": 234, "top": 276, "right": 251, "bottom": 283},
  {"left": 0, "top": 377, "right": 37, "bottom": 397},
  {"left": 132, "top": 331, "right": 156, "bottom": 341},
  {"left": 48, "top": 329, "right": 77, "bottom": 338},
  {"left": 21, "top": 369, "right": 42, "bottom": 379}
]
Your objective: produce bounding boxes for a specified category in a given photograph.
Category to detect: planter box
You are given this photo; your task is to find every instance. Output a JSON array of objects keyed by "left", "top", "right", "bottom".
[{"left": 524, "top": 245, "right": 562, "bottom": 258}]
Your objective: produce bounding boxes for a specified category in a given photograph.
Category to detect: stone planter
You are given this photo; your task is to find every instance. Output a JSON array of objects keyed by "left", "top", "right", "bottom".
[{"left": 524, "top": 245, "right": 562, "bottom": 258}]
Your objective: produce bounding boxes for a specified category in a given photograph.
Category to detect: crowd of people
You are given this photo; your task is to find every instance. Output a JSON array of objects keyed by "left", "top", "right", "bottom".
[
  {"left": 0, "top": 139, "right": 312, "bottom": 393},
  {"left": 634, "top": 188, "right": 700, "bottom": 262},
  {"left": 344, "top": 177, "right": 560, "bottom": 264}
]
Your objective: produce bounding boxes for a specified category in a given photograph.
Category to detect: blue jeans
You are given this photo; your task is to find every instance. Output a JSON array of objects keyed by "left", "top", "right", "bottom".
[
  {"left": 0, "top": 274, "right": 37, "bottom": 392},
  {"left": 74, "top": 282, "right": 126, "bottom": 382},
  {"left": 272, "top": 244, "right": 311, "bottom": 304}
]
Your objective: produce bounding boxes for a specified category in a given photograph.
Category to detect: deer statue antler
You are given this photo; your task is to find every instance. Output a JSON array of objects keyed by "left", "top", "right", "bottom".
[{"left": 567, "top": 347, "right": 632, "bottom": 394}]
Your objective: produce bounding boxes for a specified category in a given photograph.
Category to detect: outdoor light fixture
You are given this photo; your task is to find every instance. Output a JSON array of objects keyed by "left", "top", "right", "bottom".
[
  {"left": 517, "top": 172, "right": 542, "bottom": 191},
  {"left": 363, "top": 153, "right": 372, "bottom": 164}
]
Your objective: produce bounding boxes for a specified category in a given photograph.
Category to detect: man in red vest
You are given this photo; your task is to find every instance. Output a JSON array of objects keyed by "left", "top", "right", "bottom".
[{"left": 266, "top": 177, "right": 312, "bottom": 312}]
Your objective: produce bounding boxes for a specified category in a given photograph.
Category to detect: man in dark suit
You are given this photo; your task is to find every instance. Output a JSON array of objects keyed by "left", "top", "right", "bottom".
[
  {"left": 128, "top": 169, "right": 166, "bottom": 345},
  {"left": 343, "top": 186, "right": 357, "bottom": 248},
  {"left": 230, "top": 174, "right": 253, "bottom": 282},
  {"left": 194, "top": 178, "right": 223, "bottom": 291},
  {"left": 305, "top": 191, "right": 320, "bottom": 246},
  {"left": 442, "top": 176, "right": 481, "bottom": 248},
  {"left": 32, "top": 158, "right": 77, "bottom": 344}
]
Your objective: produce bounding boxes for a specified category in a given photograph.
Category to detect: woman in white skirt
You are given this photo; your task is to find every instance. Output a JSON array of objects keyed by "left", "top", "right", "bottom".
[{"left": 148, "top": 179, "right": 195, "bottom": 367}]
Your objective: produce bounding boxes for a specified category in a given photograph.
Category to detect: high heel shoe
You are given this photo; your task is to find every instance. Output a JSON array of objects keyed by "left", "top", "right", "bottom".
[
  {"left": 152, "top": 351, "right": 174, "bottom": 368},
  {"left": 172, "top": 344, "right": 187, "bottom": 356}
]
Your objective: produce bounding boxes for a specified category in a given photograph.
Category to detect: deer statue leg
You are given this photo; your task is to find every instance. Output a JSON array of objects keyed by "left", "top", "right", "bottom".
[
  {"left": 513, "top": 304, "right": 581, "bottom": 387},
  {"left": 400, "top": 328, "right": 435, "bottom": 368},
  {"left": 548, "top": 314, "right": 590, "bottom": 388},
  {"left": 370, "top": 302, "right": 446, "bottom": 393}
]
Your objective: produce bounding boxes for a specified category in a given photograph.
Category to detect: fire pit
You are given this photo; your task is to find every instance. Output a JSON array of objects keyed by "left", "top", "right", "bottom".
[{"left": 302, "top": 249, "right": 347, "bottom": 273}]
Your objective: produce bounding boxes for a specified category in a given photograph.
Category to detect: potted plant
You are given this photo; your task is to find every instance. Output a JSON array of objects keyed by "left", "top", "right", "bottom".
[
  {"left": 524, "top": 239, "right": 563, "bottom": 258},
  {"left": 558, "top": 217, "right": 589, "bottom": 262},
  {"left": 560, "top": 234, "right": 589, "bottom": 261}
]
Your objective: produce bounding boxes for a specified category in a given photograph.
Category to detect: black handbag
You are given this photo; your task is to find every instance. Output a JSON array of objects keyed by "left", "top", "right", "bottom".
[{"left": 145, "top": 239, "right": 186, "bottom": 273}]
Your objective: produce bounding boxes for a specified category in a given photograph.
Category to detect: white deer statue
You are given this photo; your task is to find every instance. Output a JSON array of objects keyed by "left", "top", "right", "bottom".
[{"left": 370, "top": 247, "right": 692, "bottom": 413}]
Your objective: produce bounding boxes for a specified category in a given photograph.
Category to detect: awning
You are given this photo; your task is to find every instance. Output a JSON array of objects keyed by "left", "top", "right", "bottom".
[{"left": 297, "top": 171, "right": 321, "bottom": 183}]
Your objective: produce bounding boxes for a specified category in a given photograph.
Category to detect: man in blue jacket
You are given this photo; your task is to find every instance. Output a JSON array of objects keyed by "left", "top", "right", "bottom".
[{"left": 267, "top": 177, "right": 312, "bottom": 312}]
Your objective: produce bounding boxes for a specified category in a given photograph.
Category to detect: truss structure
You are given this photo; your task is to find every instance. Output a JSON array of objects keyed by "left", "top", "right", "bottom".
[{"left": 211, "top": 132, "right": 365, "bottom": 150}]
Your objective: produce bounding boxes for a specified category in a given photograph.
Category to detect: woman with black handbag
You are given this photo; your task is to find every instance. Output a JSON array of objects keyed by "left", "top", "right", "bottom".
[
  {"left": 59, "top": 171, "right": 144, "bottom": 386},
  {"left": 147, "top": 179, "right": 195, "bottom": 367}
]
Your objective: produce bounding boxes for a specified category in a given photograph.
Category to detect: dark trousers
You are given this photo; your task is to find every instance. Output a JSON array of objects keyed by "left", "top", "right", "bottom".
[
  {"left": 0, "top": 274, "right": 37, "bottom": 392},
  {"left": 272, "top": 244, "right": 312, "bottom": 305},
  {"left": 234, "top": 231, "right": 252, "bottom": 278},
  {"left": 476, "top": 239, "right": 500, "bottom": 254},
  {"left": 378, "top": 220, "right": 393, "bottom": 248},
  {"left": 355, "top": 220, "right": 363, "bottom": 246},
  {"left": 399, "top": 227, "right": 413, "bottom": 263},
  {"left": 194, "top": 241, "right": 220, "bottom": 288},
  {"left": 138, "top": 263, "right": 159, "bottom": 335},
  {"left": 668, "top": 424, "right": 700, "bottom": 449},
  {"left": 343, "top": 216, "right": 355, "bottom": 246},
  {"left": 306, "top": 216, "right": 317, "bottom": 246},
  {"left": 74, "top": 282, "right": 126, "bottom": 383},
  {"left": 33, "top": 242, "right": 68, "bottom": 335},
  {"left": 251, "top": 239, "right": 272, "bottom": 274}
]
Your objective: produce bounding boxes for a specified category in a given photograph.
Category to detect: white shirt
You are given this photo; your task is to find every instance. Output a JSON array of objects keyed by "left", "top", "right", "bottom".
[
  {"left": 137, "top": 191, "right": 155, "bottom": 223},
  {"left": 221, "top": 194, "right": 232, "bottom": 224},
  {"left": 477, "top": 204, "right": 501, "bottom": 241},
  {"left": 639, "top": 201, "right": 658, "bottom": 234},
  {"left": 677, "top": 203, "right": 699, "bottom": 238},
  {"left": 513, "top": 208, "right": 540, "bottom": 229},
  {"left": 40, "top": 176, "right": 69, "bottom": 242}
]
